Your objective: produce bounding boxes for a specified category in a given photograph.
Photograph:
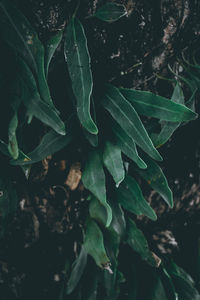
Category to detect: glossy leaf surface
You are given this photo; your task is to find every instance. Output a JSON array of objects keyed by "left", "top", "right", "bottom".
[
  {"left": 111, "top": 121, "right": 147, "bottom": 169},
  {"left": 83, "top": 97, "right": 98, "bottom": 146},
  {"left": 82, "top": 151, "right": 112, "bottom": 227},
  {"left": 89, "top": 197, "right": 126, "bottom": 238},
  {"left": 94, "top": 3, "right": 127, "bottom": 23},
  {"left": 117, "top": 175, "right": 157, "bottom": 221},
  {"left": 103, "top": 140, "right": 125, "bottom": 187},
  {"left": 102, "top": 85, "right": 162, "bottom": 161},
  {"left": 83, "top": 129, "right": 98, "bottom": 147},
  {"left": 120, "top": 87, "right": 197, "bottom": 121},
  {"left": 44, "top": 31, "right": 63, "bottom": 76},
  {"left": 108, "top": 201, "right": 126, "bottom": 238},
  {"left": 89, "top": 196, "right": 108, "bottom": 227},
  {"left": 11, "top": 127, "right": 73, "bottom": 165},
  {"left": 0, "top": 139, "right": 30, "bottom": 162},
  {"left": 83, "top": 219, "right": 110, "bottom": 268},
  {"left": 152, "top": 83, "right": 184, "bottom": 147},
  {"left": 64, "top": 17, "right": 97, "bottom": 134},
  {"left": 18, "top": 58, "right": 65, "bottom": 135},
  {"left": 160, "top": 267, "right": 178, "bottom": 300},
  {"left": 126, "top": 218, "right": 159, "bottom": 267},
  {"left": 135, "top": 155, "right": 173, "bottom": 207},
  {"left": 166, "top": 262, "right": 200, "bottom": 300}
]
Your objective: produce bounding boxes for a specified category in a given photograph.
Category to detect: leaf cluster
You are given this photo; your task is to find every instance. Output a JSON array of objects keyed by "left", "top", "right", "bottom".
[{"left": 0, "top": 1, "right": 199, "bottom": 299}]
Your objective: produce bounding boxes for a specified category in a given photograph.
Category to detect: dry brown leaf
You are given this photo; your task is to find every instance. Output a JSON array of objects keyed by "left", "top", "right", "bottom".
[
  {"left": 151, "top": 252, "right": 161, "bottom": 267},
  {"left": 65, "top": 162, "right": 82, "bottom": 191}
]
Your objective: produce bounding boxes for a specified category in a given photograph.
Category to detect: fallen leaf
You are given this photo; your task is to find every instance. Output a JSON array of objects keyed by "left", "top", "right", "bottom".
[{"left": 65, "top": 162, "right": 82, "bottom": 191}]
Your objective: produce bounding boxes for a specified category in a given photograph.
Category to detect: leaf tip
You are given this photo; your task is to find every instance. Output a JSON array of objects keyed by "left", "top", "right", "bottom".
[
  {"left": 192, "top": 111, "right": 198, "bottom": 120},
  {"left": 169, "top": 196, "right": 174, "bottom": 208},
  {"left": 138, "top": 160, "right": 147, "bottom": 169},
  {"left": 150, "top": 210, "right": 157, "bottom": 221},
  {"left": 58, "top": 127, "right": 66, "bottom": 135},
  {"left": 105, "top": 204, "right": 112, "bottom": 227},
  {"left": 91, "top": 127, "right": 98, "bottom": 135},
  {"left": 83, "top": 121, "right": 98, "bottom": 135},
  {"left": 152, "top": 215, "right": 157, "bottom": 221},
  {"left": 115, "top": 176, "right": 125, "bottom": 188},
  {"left": 155, "top": 152, "right": 163, "bottom": 162},
  {"left": 105, "top": 217, "right": 112, "bottom": 228},
  {"left": 164, "top": 190, "right": 173, "bottom": 208}
]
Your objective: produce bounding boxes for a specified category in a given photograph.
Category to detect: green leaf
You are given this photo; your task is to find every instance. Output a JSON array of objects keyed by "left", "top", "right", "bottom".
[
  {"left": 44, "top": 31, "right": 63, "bottom": 77},
  {"left": 160, "top": 267, "right": 178, "bottom": 300},
  {"left": 83, "top": 97, "right": 98, "bottom": 147},
  {"left": 0, "top": 0, "right": 55, "bottom": 106},
  {"left": 64, "top": 17, "right": 98, "bottom": 134},
  {"left": 152, "top": 123, "right": 179, "bottom": 148},
  {"left": 108, "top": 201, "right": 126, "bottom": 238},
  {"left": 89, "top": 196, "right": 108, "bottom": 227},
  {"left": 105, "top": 227, "right": 120, "bottom": 264},
  {"left": 149, "top": 274, "right": 168, "bottom": 300},
  {"left": 168, "top": 64, "right": 197, "bottom": 95},
  {"left": 18, "top": 58, "right": 66, "bottom": 135},
  {"left": 82, "top": 151, "right": 112, "bottom": 227},
  {"left": 166, "top": 262, "right": 200, "bottom": 300},
  {"left": 0, "top": 140, "right": 10, "bottom": 157},
  {"left": 83, "top": 219, "right": 110, "bottom": 268},
  {"left": 84, "top": 129, "right": 98, "bottom": 147},
  {"left": 184, "top": 67, "right": 200, "bottom": 89},
  {"left": 103, "top": 270, "right": 121, "bottom": 300},
  {"left": 11, "top": 126, "right": 73, "bottom": 166},
  {"left": 135, "top": 155, "right": 173, "bottom": 208},
  {"left": 171, "top": 63, "right": 197, "bottom": 111},
  {"left": 152, "top": 83, "right": 185, "bottom": 147},
  {"left": 8, "top": 113, "right": 19, "bottom": 160},
  {"left": 0, "top": 175, "right": 18, "bottom": 238},
  {"left": 94, "top": 3, "right": 127, "bottom": 23},
  {"left": 103, "top": 231, "right": 122, "bottom": 299},
  {"left": 103, "top": 140, "right": 125, "bottom": 187},
  {"left": 117, "top": 175, "right": 157, "bottom": 221},
  {"left": 126, "top": 218, "right": 160, "bottom": 267},
  {"left": 66, "top": 247, "right": 88, "bottom": 295},
  {"left": 89, "top": 197, "right": 126, "bottom": 238},
  {"left": 7, "top": 82, "right": 23, "bottom": 160},
  {"left": 170, "top": 263, "right": 195, "bottom": 284},
  {"left": 25, "top": 95, "right": 66, "bottom": 135},
  {"left": 171, "top": 82, "right": 185, "bottom": 105},
  {"left": 0, "top": 139, "right": 30, "bottom": 162},
  {"left": 185, "top": 88, "right": 197, "bottom": 110},
  {"left": 120, "top": 87, "right": 197, "bottom": 122},
  {"left": 111, "top": 121, "right": 147, "bottom": 169},
  {"left": 102, "top": 85, "right": 162, "bottom": 162}
]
